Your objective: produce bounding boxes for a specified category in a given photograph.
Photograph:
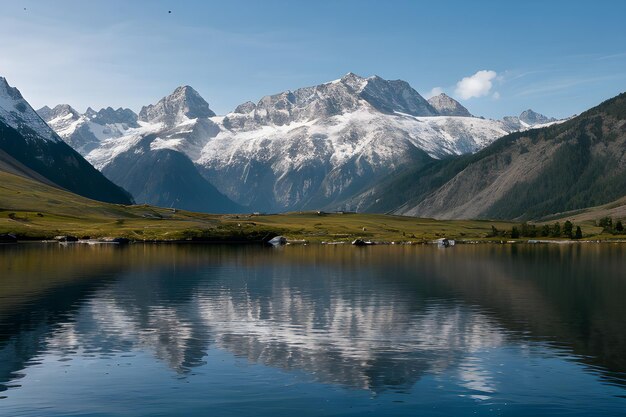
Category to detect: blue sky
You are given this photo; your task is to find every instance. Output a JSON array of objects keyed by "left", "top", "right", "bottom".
[{"left": 1, "top": 0, "right": 625, "bottom": 118}]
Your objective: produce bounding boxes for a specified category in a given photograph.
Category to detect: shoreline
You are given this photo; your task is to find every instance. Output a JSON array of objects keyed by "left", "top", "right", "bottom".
[{"left": 4, "top": 237, "right": 626, "bottom": 246}]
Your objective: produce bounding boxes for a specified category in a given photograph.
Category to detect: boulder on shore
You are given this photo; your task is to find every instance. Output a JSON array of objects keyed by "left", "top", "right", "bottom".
[
  {"left": 352, "top": 239, "right": 375, "bottom": 246},
  {"left": 267, "top": 236, "right": 287, "bottom": 246}
]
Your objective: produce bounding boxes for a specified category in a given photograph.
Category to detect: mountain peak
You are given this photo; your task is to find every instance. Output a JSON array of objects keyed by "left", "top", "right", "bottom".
[
  {"left": 341, "top": 72, "right": 364, "bottom": 80},
  {"left": 85, "top": 107, "right": 97, "bottom": 118},
  {"left": 333, "top": 73, "right": 437, "bottom": 115},
  {"left": 427, "top": 93, "right": 473, "bottom": 117},
  {"left": 0, "top": 76, "right": 23, "bottom": 101},
  {"left": 173, "top": 85, "right": 196, "bottom": 94},
  {"left": 37, "top": 104, "right": 80, "bottom": 122},
  {"left": 37, "top": 105, "right": 52, "bottom": 117},
  {"left": 0, "top": 76, "right": 60, "bottom": 142},
  {"left": 226, "top": 73, "right": 438, "bottom": 128},
  {"left": 358, "top": 75, "right": 438, "bottom": 116},
  {"left": 138, "top": 85, "right": 215, "bottom": 126},
  {"left": 338, "top": 72, "right": 368, "bottom": 92},
  {"left": 519, "top": 109, "right": 555, "bottom": 125}
]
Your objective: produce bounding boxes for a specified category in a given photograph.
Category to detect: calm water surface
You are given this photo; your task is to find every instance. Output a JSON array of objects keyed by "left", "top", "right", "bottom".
[{"left": 0, "top": 243, "right": 625, "bottom": 416}]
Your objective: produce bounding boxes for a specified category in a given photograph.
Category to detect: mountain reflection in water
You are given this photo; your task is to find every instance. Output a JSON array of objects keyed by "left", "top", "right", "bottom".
[{"left": 0, "top": 243, "right": 625, "bottom": 413}]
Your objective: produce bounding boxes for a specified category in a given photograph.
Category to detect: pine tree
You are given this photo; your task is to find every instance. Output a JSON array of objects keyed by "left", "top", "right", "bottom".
[
  {"left": 511, "top": 226, "right": 520, "bottom": 239},
  {"left": 616, "top": 220, "right": 624, "bottom": 233},
  {"left": 552, "top": 222, "right": 561, "bottom": 237},
  {"left": 575, "top": 226, "right": 583, "bottom": 239}
]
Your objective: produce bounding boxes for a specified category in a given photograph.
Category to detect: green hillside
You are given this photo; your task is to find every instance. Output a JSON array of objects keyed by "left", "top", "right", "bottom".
[
  {"left": 367, "top": 92, "right": 626, "bottom": 221},
  {"left": 0, "top": 170, "right": 518, "bottom": 242}
]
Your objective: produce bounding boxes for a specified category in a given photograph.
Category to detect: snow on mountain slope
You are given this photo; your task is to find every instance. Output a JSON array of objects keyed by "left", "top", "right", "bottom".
[
  {"left": 0, "top": 77, "right": 60, "bottom": 142},
  {"left": 38, "top": 105, "right": 139, "bottom": 154},
  {"left": 86, "top": 121, "right": 164, "bottom": 170},
  {"left": 196, "top": 109, "right": 509, "bottom": 209},
  {"left": 85, "top": 114, "right": 221, "bottom": 171}
]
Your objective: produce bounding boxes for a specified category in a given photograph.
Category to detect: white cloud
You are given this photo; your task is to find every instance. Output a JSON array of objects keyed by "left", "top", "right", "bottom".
[
  {"left": 424, "top": 86, "right": 444, "bottom": 99},
  {"left": 492, "top": 91, "right": 501, "bottom": 100},
  {"left": 455, "top": 70, "right": 497, "bottom": 100}
]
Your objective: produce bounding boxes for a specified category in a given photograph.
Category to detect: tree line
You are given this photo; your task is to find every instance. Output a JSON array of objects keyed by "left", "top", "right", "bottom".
[
  {"left": 488, "top": 216, "right": 625, "bottom": 239},
  {"left": 488, "top": 221, "right": 583, "bottom": 239}
]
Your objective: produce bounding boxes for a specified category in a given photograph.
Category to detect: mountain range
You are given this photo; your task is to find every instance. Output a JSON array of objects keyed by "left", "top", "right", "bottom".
[
  {"left": 5, "top": 72, "right": 619, "bottom": 222},
  {"left": 36, "top": 73, "right": 564, "bottom": 214}
]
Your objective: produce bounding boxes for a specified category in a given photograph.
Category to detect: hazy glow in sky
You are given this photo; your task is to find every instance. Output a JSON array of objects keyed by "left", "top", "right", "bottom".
[{"left": 1, "top": 0, "right": 625, "bottom": 118}]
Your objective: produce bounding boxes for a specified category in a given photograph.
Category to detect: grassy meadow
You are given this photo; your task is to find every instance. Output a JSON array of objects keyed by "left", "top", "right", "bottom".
[{"left": 1, "top": 170, "right": 623, "bottom": 243}]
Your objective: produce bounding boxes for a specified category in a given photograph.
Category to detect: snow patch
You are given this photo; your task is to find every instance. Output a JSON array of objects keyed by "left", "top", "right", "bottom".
[{"left": 86, "top": 122, "right": 163, "bottom": 169}]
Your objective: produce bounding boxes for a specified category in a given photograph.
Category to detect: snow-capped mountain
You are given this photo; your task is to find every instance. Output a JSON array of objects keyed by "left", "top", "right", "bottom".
[
  {"left": 197, "top": 73, "right": 511, "bottom": 210},
  {"left": 0, "top": 77, "right": 60, "bottom": 143},
  {"left": 85, "top": 86, "right": 221, "bottom": 170},
  {"left": 0, "top": 76, "right": 132, "bottom": 204},
  {"left": 221, "top": 72, "right": 437, "bottom": 131},
  {"left": 519, "top": 109, "right": 556, "bottom": 125},
  {"left": 427, "top": 93, "right": 472, "bottom": 117},
  {"left": 38, "top": 104, "right": 138, "bottom": 154},
  {"left": 500, "top": 109, "right": 561, "bottom": 131},
  {"left": 43, "top": 73, "right": 563, "bottom": 212},
  {"left": 139, "top": 85, "right": 215, "bottom": 127},
  {"left": 41, "top": 86, "right": 239, "bottom": 213}
]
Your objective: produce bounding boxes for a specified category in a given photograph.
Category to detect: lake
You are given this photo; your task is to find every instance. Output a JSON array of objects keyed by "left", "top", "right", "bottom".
[{"left": 0, "top": 243, "right": 625, "bottom": 416}]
